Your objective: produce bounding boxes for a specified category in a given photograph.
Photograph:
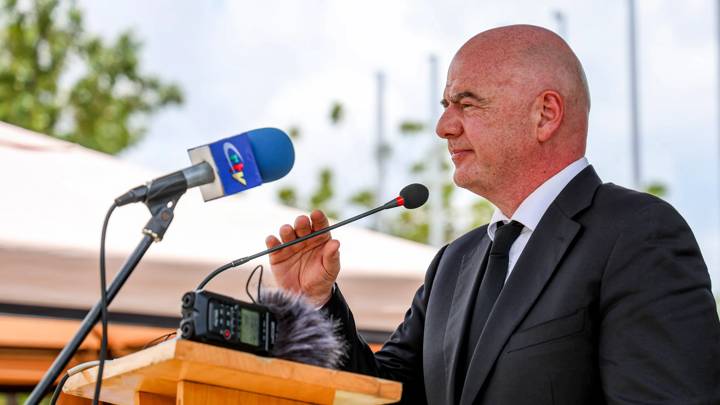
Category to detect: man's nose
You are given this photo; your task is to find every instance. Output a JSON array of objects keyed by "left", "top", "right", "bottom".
[{"left": 436, "top": 108, "right": 462, "bottom": 139}]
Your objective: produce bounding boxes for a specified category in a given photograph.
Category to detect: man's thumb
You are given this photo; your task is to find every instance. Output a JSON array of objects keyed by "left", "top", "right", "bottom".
[{"left": 321, "top": 239, "right": 341, "bottom": 277}]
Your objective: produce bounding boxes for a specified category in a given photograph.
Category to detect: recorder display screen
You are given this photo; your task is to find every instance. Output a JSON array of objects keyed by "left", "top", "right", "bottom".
[{"left": 240, "top": 308, "right": 259, "bottom": 346}]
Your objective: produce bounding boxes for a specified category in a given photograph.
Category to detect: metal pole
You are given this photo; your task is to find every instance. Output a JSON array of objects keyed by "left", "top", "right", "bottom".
[
  {"left": 375, "top": 71, "right": 386, "bottom": 231},
  {"left": 428, "top": 54, "right": 444, "bottom": 246},
  {"left": 553, "top": 10, "right": 567, "bottom": 39},
  {"left": 628, "top": 0, "right": 642, "bottom": 189},
  {"left": 27, "top": 236, "right": 155, "bottom": 404}
]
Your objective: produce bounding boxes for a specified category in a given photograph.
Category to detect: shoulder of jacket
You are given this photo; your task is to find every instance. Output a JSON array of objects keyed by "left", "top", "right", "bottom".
[{"left": 589, "top": 182, "right": 684, "bottom": 232}]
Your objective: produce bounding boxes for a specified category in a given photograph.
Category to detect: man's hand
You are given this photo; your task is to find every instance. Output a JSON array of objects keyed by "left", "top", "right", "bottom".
[{"left": 265, "top": 210, "right": 340, "bottom": 307}]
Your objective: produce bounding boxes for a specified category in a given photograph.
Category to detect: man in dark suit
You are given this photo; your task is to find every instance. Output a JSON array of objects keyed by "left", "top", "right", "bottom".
[{"left": 265, "top": 25, "right": 720, "bottom": 404}]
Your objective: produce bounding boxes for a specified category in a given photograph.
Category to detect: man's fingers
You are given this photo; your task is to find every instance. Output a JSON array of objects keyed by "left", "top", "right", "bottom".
[
  {"left": 278, "top": 224, "right": 297, "bottom": 244},
  {"left": 268, "top": 213, "right": 332, "bottom": 265},
  {"left": 265, "top": 235, "right": 292, "bottom": 265},
  {"left": 310, "top": 210, "right": 330, "bottom": 232},
  {"left": 294, "top": 215, "right": 312, "bottom": 237},
  {"left": 265, "top": 235, "right": 281, "bottom": 249}
]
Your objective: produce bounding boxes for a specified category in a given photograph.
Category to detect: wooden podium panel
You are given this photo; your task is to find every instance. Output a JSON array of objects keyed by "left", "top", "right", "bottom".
[{"left": 63, "top": 339, "right": 401, "bottom": 404}]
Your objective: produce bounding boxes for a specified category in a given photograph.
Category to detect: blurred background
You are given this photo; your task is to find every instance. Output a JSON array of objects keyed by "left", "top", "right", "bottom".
[{"left": 0, "top": 0, "right": 718, "bottom": 402}]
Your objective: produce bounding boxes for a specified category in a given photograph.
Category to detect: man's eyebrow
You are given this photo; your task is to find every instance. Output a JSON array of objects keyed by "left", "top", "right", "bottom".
[
  {"left": 440, "top": 91, "right": 489, "bottom": 107},
  {"left": 450, "top": 91, "right": 488, "bottom": 104}
]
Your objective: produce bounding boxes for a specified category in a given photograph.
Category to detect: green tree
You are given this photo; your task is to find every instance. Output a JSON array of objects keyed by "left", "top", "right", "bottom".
[
  {"left": 277, "top": 165, "right": 338, "bottom": 219},
  {"left": 399, "top": 120, "right": 424, "bottom": 135},
  {"left": 348, "top": 189, "right": 375, "bottom": 210},
  {"left": 309, "top": 167, "right": 338, "bottom": 218},
  {"left": 0, "top": 0, "right": 182, "bottom": 154},
  {"left": 287, "top": 125, "right": 301, "bottom": 140},
  {"left": 329, "top": 101, "right": 344, "bottom": 125},
  {"left": 644, "top": 181, "right": 668, "bottom": 198},
  {"left": 277, "top": 186, "right": 298, "bottom": 207}
]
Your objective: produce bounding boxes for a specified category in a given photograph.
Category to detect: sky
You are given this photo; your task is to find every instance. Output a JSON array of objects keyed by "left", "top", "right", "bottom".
[{"left": 76, "top": 0, "right": 720, "bottom": 291}]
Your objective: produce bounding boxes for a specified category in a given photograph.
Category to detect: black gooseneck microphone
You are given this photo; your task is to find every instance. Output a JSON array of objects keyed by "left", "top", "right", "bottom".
[{"left": 196, "top": 183, "right": 429, "bottom": 289}]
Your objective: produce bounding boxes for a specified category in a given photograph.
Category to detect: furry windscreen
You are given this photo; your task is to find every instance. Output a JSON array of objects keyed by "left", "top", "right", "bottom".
[{"left": 260, "top": 289, "right": 346, "bottom": 369}]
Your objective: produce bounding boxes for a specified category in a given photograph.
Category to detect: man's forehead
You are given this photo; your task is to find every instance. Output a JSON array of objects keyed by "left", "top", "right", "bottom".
[
  {"left": 443, "top": 64, "right": 495, "bottom": 95},
  {"left": 443, "top": 72, "right": 480, "bottom": 96}
]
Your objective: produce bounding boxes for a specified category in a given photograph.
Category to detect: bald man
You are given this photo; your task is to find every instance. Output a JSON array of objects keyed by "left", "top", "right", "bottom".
[{"left": 266, "top": 25, "right": 720, "bottom": 404}]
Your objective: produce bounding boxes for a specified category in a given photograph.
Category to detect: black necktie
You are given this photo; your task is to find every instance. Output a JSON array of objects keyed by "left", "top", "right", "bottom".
[
  {"left": 468, "top": 220, "right": 524, "bottom": 346},
  {"left": 457, "top": 220, "right": 525, "bottom": 394}
]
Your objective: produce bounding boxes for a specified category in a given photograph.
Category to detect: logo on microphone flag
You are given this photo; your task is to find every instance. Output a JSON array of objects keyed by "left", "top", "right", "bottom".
[
  {"left": 187, "top": 132, "right": 262, "bottom": 201},
  {"left": 210, "top": 134, "right": 262, "bottom": 194},
  {"left": 223, "top": 142, "right": 248, "bottom": 185}
]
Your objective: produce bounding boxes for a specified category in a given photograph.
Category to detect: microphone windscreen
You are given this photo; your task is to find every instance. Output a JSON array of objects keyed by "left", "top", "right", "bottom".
[
  {"left": 260, "top": 289, "right": 346, "bottom": 369},
  {"left": 400, "top": 183, "right": 429, "bottom": 209},
  {"left": 247, "top": 128, "right": 295, "bottom": 182}
]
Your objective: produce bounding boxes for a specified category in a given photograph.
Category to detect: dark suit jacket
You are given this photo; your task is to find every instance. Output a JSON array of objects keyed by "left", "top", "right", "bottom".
[{"left": 324, "top": 166, "right": 720, "bottom": 404}]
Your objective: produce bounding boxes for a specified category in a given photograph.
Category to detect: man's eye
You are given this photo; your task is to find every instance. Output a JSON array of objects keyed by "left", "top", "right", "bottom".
[{"left": 461, "top": 103, "right": 473, "bottom": 109}]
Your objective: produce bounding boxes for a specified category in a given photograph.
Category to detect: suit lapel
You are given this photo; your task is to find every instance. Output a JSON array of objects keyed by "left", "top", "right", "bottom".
[
  {"left": 443, "top": 233, "right": 490, "bottom": 405},
  {"left": 460, "top": 166, "right": 602, "bottom": 404}
]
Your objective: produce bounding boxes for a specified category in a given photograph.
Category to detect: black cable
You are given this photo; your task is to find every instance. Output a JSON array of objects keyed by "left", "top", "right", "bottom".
[
  {"left": 93, "top": 202, "right": 117, "bottom": 405},
  {"left": 244, "top": 267, "right": 256, "bottom": 304},
  {"left": 49, "top": 372, "right": 71, "bottom": 405},
  {"left": 257, "top": 264, "right": 263, "bottom": 303},
  {"left": 197, "top": 262, "right": 236, "bottom": 290},
  {"left": 244, "top": 264, "right": 264, "bottom": 303}
]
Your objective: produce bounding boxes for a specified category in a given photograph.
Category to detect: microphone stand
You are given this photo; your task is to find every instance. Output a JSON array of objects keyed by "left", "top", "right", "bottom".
[{"left": 26, "top": 191, "right": 185, "bottom": 405}]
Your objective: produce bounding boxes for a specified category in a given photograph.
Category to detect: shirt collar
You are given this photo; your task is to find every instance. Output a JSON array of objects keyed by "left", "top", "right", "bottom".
[{"left": 487, "top": 157, "right": 589, "bottom": 241}]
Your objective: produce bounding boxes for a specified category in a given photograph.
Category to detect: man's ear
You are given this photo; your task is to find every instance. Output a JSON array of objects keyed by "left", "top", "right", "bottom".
[{"left": 535, "top": 90, "right": 564, "bottom": 143}]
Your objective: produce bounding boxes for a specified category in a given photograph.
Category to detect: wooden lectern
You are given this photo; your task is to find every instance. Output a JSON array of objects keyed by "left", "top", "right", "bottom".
[{"left": 63, "top": 339, "right": 401, "bottom": 404}]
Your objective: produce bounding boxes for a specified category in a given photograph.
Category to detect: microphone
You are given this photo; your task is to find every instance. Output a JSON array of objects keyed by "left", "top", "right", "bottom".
[
  {"left": 115, "top": 128, "right": 294, "bottom": 206},
  {"left": 196, "top": 183, "right": 429, "bottom": 289}
]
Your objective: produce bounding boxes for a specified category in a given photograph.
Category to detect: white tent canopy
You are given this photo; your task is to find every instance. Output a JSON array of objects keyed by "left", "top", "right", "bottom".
[{"left": 0, "top": 122, "right": 437, "bottom": 331}]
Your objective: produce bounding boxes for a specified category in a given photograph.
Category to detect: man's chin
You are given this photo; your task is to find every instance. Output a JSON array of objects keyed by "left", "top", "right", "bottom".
[
  {"left": 452, "top": 171, "right": 473, "bottom": 189},
  {"left": 453, "top": 173, "right": 488, "bottom": 197}
]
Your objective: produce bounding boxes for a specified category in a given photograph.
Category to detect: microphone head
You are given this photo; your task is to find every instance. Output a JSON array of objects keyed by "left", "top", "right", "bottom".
[
  {"left": 246, "top": 127, "right": 295, "bottom": 183},
  {"left": 261, "top": 289, "right": 346, "bottom": 369},
  {"left": 188, "top": 127, "right": 295, "bottom": 201},
  {"left": 399, "top": 183, "right": 429, "bottom": 209}
]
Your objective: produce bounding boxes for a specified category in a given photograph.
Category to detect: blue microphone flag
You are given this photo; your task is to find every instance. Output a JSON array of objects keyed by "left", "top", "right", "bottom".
[{"left": 188, "top": 132, "right": 263, "bottom": 201}]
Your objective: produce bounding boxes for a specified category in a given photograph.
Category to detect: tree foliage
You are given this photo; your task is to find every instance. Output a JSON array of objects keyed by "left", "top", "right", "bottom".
[
  {"left": 644, "top": 181, "right": 668, "bottom": 198},
  {"left": 309, "top": 167, "right": 338, "bottom": 218},
  {"left": 399, "top": 120, "right": 424, "bottom": 135},
  {"left": 277, "top": 186, "right": 298, "bottom": 207},
  {"left": 329, "top": 101, "right": 344, "bottom": 126},
  {"left": 287, "top": 125, "right": 301, "bottom": 140},
  {"left": 348, "top": 189, "right": 375, "bottom": 210},
  {"left": 0, "top": 0, "right": 183, "bottom": 154}
]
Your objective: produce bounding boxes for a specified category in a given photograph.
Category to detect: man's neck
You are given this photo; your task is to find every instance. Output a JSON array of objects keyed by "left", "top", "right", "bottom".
[{"left": 491, "top": 156, "right": 585, "bottom": 217}]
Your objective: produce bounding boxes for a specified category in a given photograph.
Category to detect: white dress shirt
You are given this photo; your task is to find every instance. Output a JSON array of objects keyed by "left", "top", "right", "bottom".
[{"left": 487, "top": 157, "right": 590, "bottom": 282}]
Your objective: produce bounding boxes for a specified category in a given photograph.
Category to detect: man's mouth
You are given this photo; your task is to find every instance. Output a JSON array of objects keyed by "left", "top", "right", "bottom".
[{"left": 449, "top": 148, "right": 472, "bottom": 162}]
